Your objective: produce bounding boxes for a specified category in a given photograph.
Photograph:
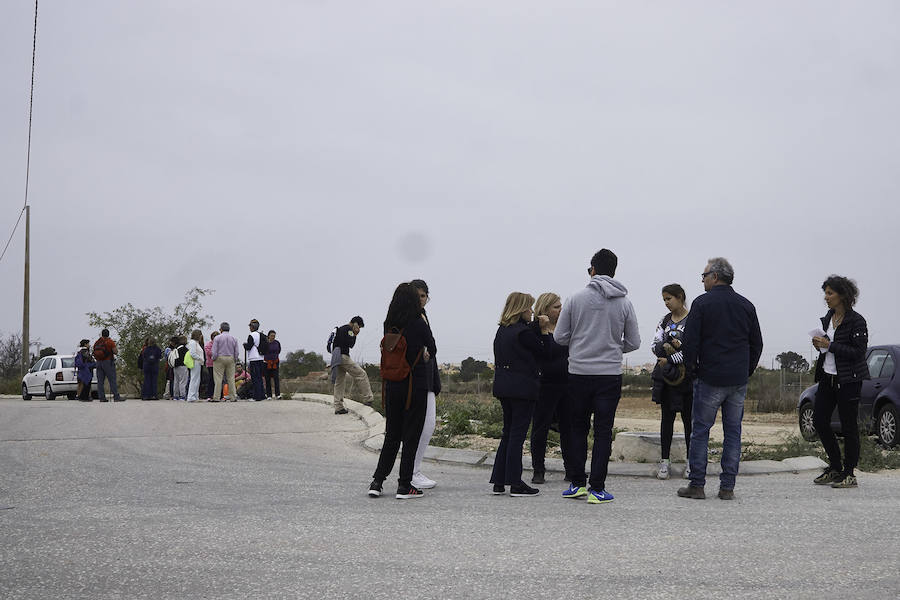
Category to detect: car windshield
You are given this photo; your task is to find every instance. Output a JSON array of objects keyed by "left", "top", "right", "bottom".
[{"left": 61, "top": 357, "right": 75, "bottom": 368}]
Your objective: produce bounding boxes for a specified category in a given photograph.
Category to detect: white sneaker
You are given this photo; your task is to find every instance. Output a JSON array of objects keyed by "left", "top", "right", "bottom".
[
  {"left": 683, "top": 463, "right": 691, "bottom": 479},
  {"left": 656, "top": 461, "right": 670, "bottom": 480},
  {"left": 411, "top": 472, "right": 436, "bottom": 489}
]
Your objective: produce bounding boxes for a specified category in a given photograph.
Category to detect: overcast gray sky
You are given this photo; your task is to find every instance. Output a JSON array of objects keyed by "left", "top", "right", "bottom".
[{"left": 2, "top": 1, "right": 899, "bottom": 369}]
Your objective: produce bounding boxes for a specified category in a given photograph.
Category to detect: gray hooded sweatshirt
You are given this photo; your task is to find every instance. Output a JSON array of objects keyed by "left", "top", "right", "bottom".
[{"left": 554, "top": 275, "right": 640, "bottom": 375}]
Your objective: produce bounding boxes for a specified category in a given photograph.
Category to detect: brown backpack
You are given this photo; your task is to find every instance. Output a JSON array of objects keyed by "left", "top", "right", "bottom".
[{"left": 380, "top": 328, "right": 423, "bottom": 409}]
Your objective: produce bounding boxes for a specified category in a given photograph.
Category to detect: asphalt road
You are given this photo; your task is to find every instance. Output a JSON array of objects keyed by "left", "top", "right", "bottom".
[{"left": 1, "top": 398, "right": 898, "bottom": 600}]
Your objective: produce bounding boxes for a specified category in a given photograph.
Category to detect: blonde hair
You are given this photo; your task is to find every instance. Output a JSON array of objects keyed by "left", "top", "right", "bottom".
[
  {"left": 534, "top": 293, "right": 560, "bottom": 318},
  {"left": 498, "top": 292, "right": 535, "bottom": 326}
]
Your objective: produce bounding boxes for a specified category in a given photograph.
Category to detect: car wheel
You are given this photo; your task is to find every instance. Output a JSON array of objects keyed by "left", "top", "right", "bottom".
[
  {"left": 799, "top": 402, "right": 817, "bottom": 441},
  {"left": 44, "top": 382, "right": 56, "bottom": 401},
  {"left": 22, "top": 383, "right": 32, "bottom": 401},
  {"left": 876, "top": 404, "right": 898, "bottom": 448}
]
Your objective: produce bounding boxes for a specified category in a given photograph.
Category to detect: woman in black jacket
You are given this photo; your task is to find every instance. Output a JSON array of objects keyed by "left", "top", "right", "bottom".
[
  {"left": 811, "top": 275, "right": 870, "bottom": 489},
  {"left": 528, "top": 293, "right": 571, "bottom": 484},
  {"left": 491, "top": 292, "right": 552, "bottom": 497},
  {"left": 368, "top": 283, "right": 437, "bottom": 499}
]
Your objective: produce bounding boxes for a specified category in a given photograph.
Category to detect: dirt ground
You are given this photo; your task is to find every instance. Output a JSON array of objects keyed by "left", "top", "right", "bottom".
[{"left": 453, "top": 395, "right": 800, "bottom": 455}]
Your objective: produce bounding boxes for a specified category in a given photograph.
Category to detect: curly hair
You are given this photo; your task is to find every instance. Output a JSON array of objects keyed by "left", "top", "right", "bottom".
[{"left": 822, "top": 275, "right": 859, "bottom": 308}]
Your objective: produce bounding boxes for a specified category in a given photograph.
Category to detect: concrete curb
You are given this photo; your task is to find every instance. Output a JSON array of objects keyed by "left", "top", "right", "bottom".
[{"left": 293, "top": 393, "right": 828, "bottom": 478}]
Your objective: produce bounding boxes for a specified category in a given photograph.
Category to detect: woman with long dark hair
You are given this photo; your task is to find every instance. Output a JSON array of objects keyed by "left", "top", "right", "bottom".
[
  {"left": 650, "top": 283, "right": 693, "bottom": 480},
  {"left": 368, "top": 282, "right": 437, "bottom": 499},
  {"left": 811, "top": 275, "right": 870, "bottom": 489},
  {"left": 490, "top": 292, "right": 552, "bottom": 497}
]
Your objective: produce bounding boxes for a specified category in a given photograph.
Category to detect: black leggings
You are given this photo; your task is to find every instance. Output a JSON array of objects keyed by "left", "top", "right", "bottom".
[
  {"left": 813, "top": 376, "right": 861, "bottom": 475},
  {"left": 660, "top": 392, "right": 692, "bottom": 460}
]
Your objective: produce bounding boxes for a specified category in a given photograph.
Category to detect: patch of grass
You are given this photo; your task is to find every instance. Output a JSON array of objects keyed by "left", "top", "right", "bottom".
[{"left": 741, "top": 433, "right": 823, "bottom": 461}]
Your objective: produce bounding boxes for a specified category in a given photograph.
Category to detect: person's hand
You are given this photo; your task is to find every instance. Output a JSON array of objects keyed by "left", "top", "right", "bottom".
[
  {"left": 657, "top": 357, "right": 668, "bottom": 367},
  {"left": 423, "top": 348, "right": 431, "bottom": 362},
  {"left": 812, "top": 336, "right": 830, "bottom": 350},
  {"left": 537, "top": 315, "right": 551, "bottom": 333}
]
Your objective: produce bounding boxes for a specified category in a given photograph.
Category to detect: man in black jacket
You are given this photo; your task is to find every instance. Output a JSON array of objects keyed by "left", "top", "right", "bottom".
[
  {"left": 331, "top": 316, "right": 374, "bottom": 414},
  {"left": 678, "top": 257, "right": 763, "bottom": 501}
]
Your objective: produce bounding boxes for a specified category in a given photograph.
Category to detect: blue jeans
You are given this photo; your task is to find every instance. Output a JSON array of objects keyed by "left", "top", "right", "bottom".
[{"left": 689, "top": 379, "right": 747, "bottom": 490}]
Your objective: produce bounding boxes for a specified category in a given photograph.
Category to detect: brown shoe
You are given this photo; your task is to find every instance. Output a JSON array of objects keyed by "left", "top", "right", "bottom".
[
  {"left": 717, "top": 488, "right": 735, "bottom": 500},
  {"left": 677, "top": 485, "right": 706, "bottom": 499}
]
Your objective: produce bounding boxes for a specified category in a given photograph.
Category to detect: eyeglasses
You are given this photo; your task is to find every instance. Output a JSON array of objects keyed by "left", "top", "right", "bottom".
[
  {"left": 701, "top": 271, "right": 714, "bottom": 280},
  {"left": 587, "top": 267, "right": 593, "bottom": 275}
]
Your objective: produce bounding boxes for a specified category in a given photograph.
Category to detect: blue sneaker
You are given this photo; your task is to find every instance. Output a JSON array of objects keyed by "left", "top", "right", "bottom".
[
  {"left": 587, "top": 488, "right": 614, "bottom": 504},
  {"left": 562, "top": 484, "right": 588, "bottom": 499}
]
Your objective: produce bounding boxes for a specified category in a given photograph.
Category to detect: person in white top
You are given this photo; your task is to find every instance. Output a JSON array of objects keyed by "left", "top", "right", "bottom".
[
  {"left": 244, "top": 319, "right": 267, "bottom": 401},
  {"left": 186, "top": 330, "right": 205, "bottom": 402}
]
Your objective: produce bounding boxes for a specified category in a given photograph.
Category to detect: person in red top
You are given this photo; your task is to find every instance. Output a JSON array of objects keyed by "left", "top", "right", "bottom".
[{"left": 93, "top": 328, "right": 123, "bottom": 402}]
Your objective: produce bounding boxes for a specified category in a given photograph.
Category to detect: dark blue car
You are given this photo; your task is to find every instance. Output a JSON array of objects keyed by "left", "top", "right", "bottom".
[{"left": 798, "top": 345, "right": 899, "bottom": 448}]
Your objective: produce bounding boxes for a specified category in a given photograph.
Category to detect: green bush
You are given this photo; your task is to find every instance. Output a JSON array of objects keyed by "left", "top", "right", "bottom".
[{"left": 0, "top": 377, "right": 21, "bottom": 395}]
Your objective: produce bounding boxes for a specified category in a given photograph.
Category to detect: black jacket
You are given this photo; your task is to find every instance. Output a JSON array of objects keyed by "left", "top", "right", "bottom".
[
  {"left": 682, "top": 285, "right": 764, "bottom": 387},
  {"left": 530, "top": 320, "right": 568, "bottom": 385},
  {"left": 422, "top": 310, "right": 441, "bottom": 395},
  {"left": 333, "top": 324, "right": 357, "bottom": 356},
  {"left": 814, "top": 308, "right": 870, "bottom": 384},
  {"left": 493, "top": 320, "right": 552, "bottom": 401},
  {"left": 383, "top": 315, "right": 437, "bottom": 396}
]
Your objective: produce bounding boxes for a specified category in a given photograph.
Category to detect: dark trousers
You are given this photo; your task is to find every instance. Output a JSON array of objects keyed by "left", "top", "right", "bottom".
[
  {"left": 77, "top": 379, "right": 92, "bottom": 400},
  {"left": 142, "top": 364, "right": 159, "bottom": 399},
  {"left": 249, "top": 360, "right": 266, "bottom": 400},
  {"left": 205, "top": 367, "right": 219, "bottom": 399},
  {"left": 660, "top": 389, "right": 692, "bottom": 460},
  {"left": 569, "top": 374, "right": 622, "bottom": 491},
  {"left": 490, "top": 397, "right": 536, "bottom": 486},
  {"left": 265, "top": 366, "right": 280, "bottom": 398},
  {"left": 813, "top": 376, "right": 861, "bottom": 474},
  {"left": 373, "top": 385, "right": 427, "bottom": 488},
  {"left": 96, "top": 359, "right": 121, "bottom": 401},
  {"left": 530, "top": 382, "right": 574, "bottom": 475}
]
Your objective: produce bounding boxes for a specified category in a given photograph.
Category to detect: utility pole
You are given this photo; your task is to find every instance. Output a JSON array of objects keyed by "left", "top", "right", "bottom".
[{"left": 21, "top": 205, "right": 30, "bottom": 373}]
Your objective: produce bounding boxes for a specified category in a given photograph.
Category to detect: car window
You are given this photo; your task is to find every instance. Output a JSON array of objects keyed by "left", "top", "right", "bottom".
[
  {"left": 867, "top": 351, "right": 888, "bottom": 379},
  {"left": 47, "top": 358, "right": 58, "bottom": 370},
  {"left": 880, "top": 354, "right": 895, "bottom": 379},
  {"left": 36, "top": 357, "right": 50, "bottom": 372},
  {"left": 61, "top": 357, "right": 75, "bottom": 368}
]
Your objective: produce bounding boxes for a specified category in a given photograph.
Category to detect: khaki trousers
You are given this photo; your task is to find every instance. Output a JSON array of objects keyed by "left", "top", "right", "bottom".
[
  {"left": 333, "top": 354, "right": 374, "bottom": 410},
  {"left": 213, "top": 356, "right": 237, "bottom": 401}
]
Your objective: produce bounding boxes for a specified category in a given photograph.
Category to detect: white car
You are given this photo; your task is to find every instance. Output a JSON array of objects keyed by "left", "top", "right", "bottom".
[{"left": 21, "top": 354, "right": 98, "bottom": 400}]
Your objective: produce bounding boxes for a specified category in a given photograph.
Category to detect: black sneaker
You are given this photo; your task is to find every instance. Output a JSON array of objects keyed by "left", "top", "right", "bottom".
[
  {"left": 509, "top": 483, "right": 540, "bottom": 497},
  {"left": 531, "top": 471, "right": 545, "bottom": 485},
  {"left": 492, "top": 484, "right": 506, "bottom": 495},
  {"left": 814, "top": 468, "right": 842, "bottom": 485},
  {"left": 334, "top": 408, "right": 349, "bottom": 415},
  {"left": 368, "top": 480, "right": 382, "bottom": 498},
  {"left": 396, "top": 485, "right": 423, "bottom": 499}
]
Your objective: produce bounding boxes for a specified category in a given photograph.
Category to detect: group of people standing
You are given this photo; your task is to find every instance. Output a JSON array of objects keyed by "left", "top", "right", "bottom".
[
  {"left": 73, "top": 321, "right": 283, "bottom": 404},
  {"left": 369, "top": 250, "right": 870, "bottom": 503}
]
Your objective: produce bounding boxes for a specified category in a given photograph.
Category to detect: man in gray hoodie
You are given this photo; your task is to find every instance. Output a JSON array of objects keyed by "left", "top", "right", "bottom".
[{"left": 554, "top": 249, "right": 640, "bottom": 505}]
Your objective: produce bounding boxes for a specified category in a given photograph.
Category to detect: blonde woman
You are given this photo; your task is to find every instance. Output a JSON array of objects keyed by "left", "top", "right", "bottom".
[
  {"left": 528, "top": 293, "right": 573, "bottom": 484},
  {"left": 490, "top": 292, "right": 552, "bottom": 497}
]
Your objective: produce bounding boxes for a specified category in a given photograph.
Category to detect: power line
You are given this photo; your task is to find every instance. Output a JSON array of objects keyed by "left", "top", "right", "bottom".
[
  {"left": 1, "top": 1, "right": 37, "bottom": 266},
  {"left": 24, "top": 0, "right": 38, "bottom": 211},
  {"left": 0, "top": 207, "right": 27, "bottom": 264}
]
